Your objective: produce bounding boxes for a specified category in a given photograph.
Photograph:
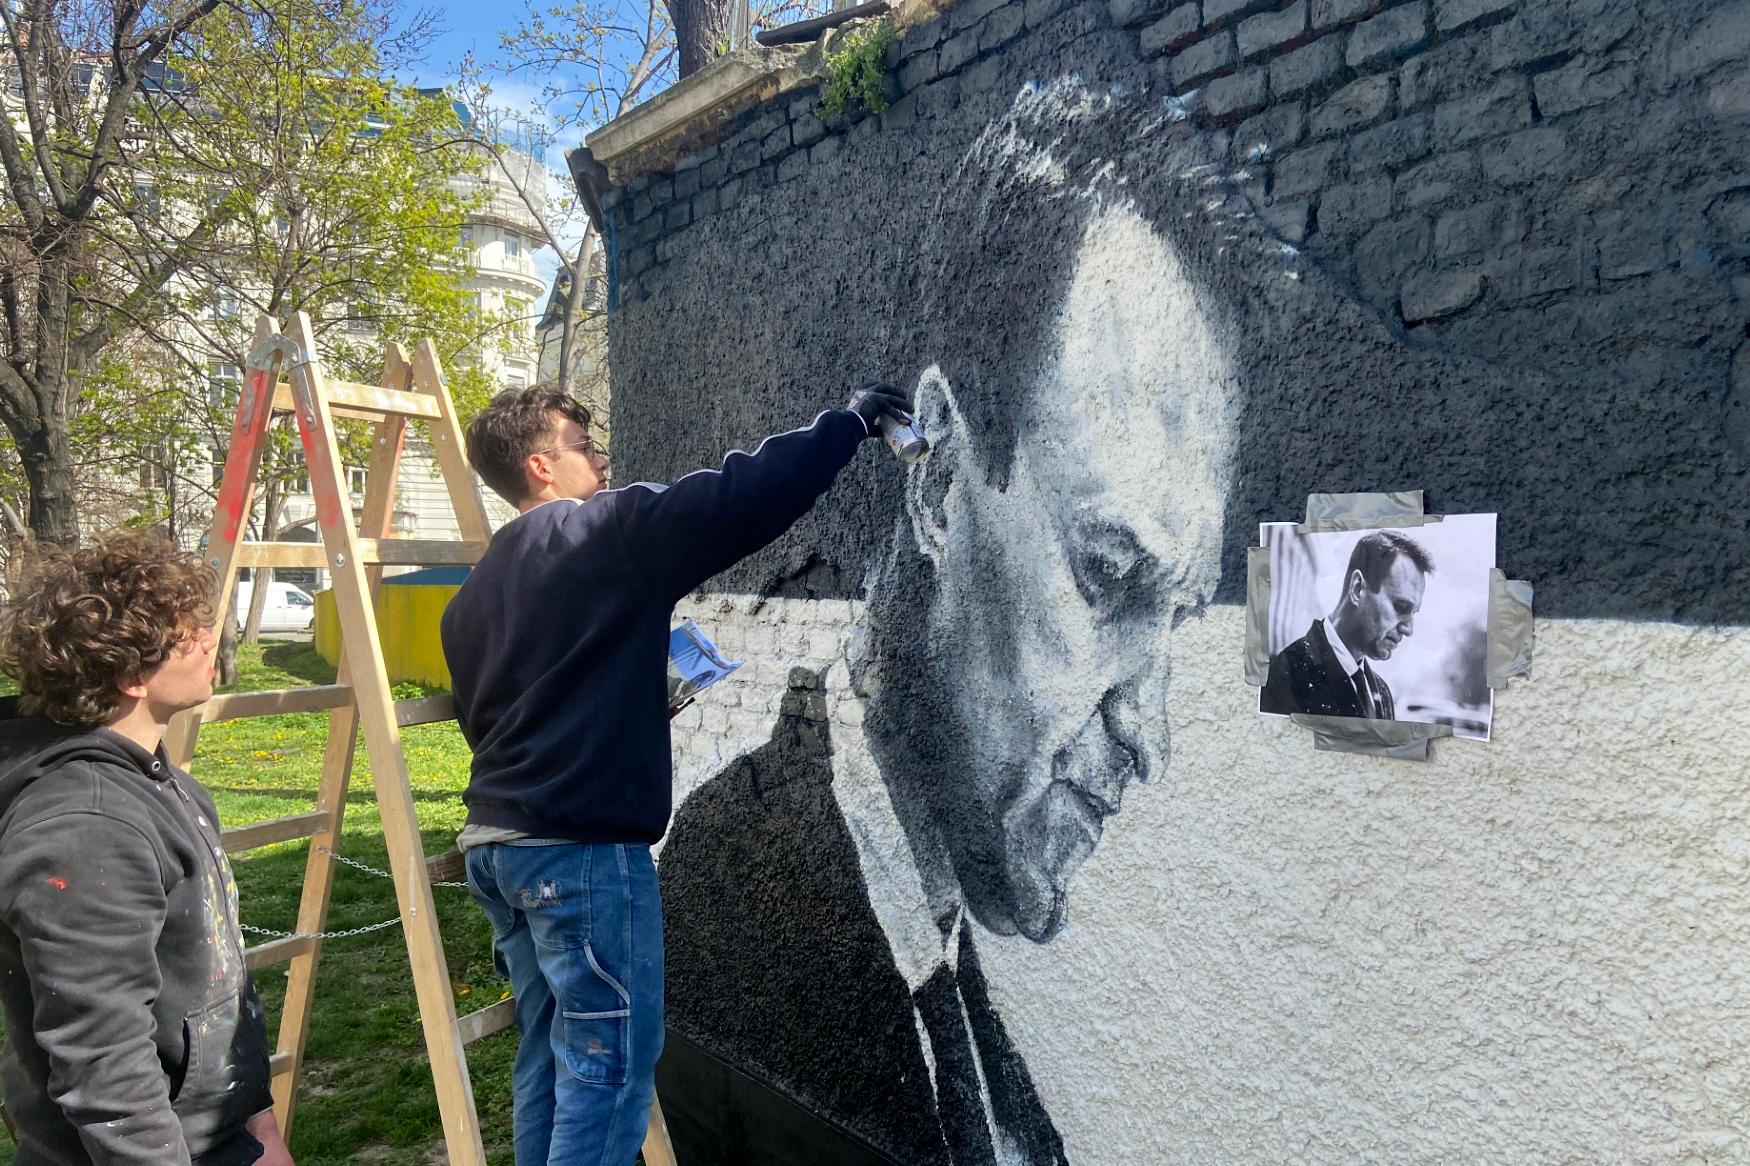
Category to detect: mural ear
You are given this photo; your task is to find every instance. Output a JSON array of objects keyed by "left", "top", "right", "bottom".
[{"left": 905, "top": 365, "right": 964, "bottom": 569}]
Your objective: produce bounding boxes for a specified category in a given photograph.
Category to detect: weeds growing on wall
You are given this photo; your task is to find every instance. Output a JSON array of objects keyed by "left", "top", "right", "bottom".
[{"left": 820, "top": 20, "right": 897, "bottom": 118}]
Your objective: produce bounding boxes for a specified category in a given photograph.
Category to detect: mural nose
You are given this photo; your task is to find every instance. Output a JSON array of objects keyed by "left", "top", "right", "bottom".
[
  {"left": 1099, "top": 687, "right": 1149, "bottom": 787},
  {"left": 1050, "top": 688, "right": 1145, "bottom": 817}
]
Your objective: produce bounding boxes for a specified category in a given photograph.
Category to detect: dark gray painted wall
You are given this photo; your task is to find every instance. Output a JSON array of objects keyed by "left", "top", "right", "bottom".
[
  {"left": 604, "top": 0, "right": 1750, "bottom": 1158},
  {"left": 603, "top": 0, "right": 1750, "bottom": 624}
]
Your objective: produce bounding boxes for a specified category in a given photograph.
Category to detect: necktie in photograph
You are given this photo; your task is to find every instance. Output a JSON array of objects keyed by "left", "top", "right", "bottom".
[{"left": 1351, "top": 666, "right": 1382, "bottom": 719}]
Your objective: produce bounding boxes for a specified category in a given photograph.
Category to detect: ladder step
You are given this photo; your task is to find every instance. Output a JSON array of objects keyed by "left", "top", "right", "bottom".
[
  {"left": 456, "top": 998, "right": 517, "bottom": 1045},
  {"left": 246, "top": 935, "right": 317, "bottom": 972},
  {"left": 269, "top": 1051, "right": 293, "bottom": 1078},
  {"left": 234, "top": 542, "right": 331, "bottom": 569},
  {"left": 205, "top": 688, "right": 453, "bottom": 727},
  {"left": 202, "top": 685, "right": 354, "bottom": 722},
  {"left": 395, "top": 693, "right": 457, "bottom": 727},
  {"left": 234, "top": 539, "right": 484, "bottom": 569},
  {"left": 271, "top": 380, "right": 442, "bottom": 421},
  {"left": 222, "top": 811, "right": 328, "bottom": 854},
  {"left": 426, "top": 849, "right": 467, "bottom": 884},
  {"left": 362, "top": 538, "right": 486, "bottom": 567}
]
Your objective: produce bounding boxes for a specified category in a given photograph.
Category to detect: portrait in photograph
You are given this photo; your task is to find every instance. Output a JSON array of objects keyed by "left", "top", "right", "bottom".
[{"left": 1259, "top": 516, "right": 1497, "bottom": 741}]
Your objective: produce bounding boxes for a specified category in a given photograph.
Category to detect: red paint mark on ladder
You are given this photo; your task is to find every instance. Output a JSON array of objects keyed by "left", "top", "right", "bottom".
[{"left": 212, "top": 367, "right": 274, "bottom": 544}]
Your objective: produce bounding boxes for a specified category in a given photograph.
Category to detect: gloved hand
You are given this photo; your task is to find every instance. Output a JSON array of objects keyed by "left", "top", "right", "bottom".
[{"left": 846, "top": 380, "right": 913, "bottom": 438}]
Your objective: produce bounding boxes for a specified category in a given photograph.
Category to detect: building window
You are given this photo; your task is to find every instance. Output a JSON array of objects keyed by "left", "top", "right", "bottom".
[
  {"left": 131, "top": 181, "right": 162, "bottom": 220},
  {"left": 211, "top": 284, "right": 239, "bottom": 320},
  {"left": 208, "top": 362, "right": 240, "bottom": 409},
  {"left": 139, "top": 444, "right": 171, "bottom": 490},
  {"left": 505, "top": 236, "right": 521, "bottom": 258},
  {"left": 348, "top": 466, "right": 368, "bottom": 496}
]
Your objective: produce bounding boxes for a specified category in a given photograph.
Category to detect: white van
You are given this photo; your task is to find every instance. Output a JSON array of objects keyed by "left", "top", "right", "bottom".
[{"left": 233, "top": 580, "right": 317, "bottom": 633}]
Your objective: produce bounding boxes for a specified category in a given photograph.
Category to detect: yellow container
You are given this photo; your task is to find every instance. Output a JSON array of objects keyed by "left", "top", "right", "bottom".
[{"left": 313, "top": 580, "right": 463, "bottom": 690}]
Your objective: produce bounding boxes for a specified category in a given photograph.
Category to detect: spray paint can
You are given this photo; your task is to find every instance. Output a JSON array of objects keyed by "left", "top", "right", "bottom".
[{"left": 878, "top": 411, "right": 930, "bottom": 465}]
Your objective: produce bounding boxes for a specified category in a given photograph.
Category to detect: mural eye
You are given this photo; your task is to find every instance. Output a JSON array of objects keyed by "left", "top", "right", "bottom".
[
  {"left": 1068, "top": 530, "right": 1159, "bottom": 620},
  {"left": 1070, "top": 551, "right": 1128, "bottom": 608}
]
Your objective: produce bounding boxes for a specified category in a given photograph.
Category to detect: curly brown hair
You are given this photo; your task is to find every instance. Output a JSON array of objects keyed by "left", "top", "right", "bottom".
[
  {"left": 465, "top": 384, "right": 593, "bottom": 505},
  {"left": 0, "top": 531, "right": 215, "bottom": 726}
]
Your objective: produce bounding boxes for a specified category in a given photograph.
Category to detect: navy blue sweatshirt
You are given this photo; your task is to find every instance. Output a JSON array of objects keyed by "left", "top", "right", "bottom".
[{"left": 439, "top": 409, "right": 868, "bottom": 843}]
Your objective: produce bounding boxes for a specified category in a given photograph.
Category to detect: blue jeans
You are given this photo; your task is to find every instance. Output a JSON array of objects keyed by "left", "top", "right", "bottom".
[{"left": 464, "top": 841, "right": 665, "bottom": 1166}]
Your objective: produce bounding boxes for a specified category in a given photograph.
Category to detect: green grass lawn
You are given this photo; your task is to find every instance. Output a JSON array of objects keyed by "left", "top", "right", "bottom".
[{"left": 0, "top": 643, "right": 523, "bottom": 1164}]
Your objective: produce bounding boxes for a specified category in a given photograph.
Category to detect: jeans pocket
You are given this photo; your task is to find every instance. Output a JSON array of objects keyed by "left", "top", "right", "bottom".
[{"left": 559, "top": 942, "right": 632, "bottom": 1086}]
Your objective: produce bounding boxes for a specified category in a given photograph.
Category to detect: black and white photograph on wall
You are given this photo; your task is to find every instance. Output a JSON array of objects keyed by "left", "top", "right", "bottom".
[{"left": 1260, "top": 516, "right": 1497, "bottom": 741}]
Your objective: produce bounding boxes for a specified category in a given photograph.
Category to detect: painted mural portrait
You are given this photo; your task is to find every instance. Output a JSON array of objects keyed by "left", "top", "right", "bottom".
[
  {"left": 657, "top": 78, "right": 1261, "bottom": 1164},
  {"left": 632, "top": 1, "right": 1750, "bottom": 1157},
  {"left": 858, "top": 79, "right": 1240, "bottom": 946}
]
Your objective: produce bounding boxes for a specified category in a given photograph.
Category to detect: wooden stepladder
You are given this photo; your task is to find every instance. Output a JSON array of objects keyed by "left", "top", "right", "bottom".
[{"left": 165, "top": 313, "right": 678, "bottom": 1166}]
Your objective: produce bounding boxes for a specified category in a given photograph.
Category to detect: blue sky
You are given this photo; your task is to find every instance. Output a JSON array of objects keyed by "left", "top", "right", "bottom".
[
  {"left": 405, "top": 1, "right": 591, "bottom": 283},
  {"left": 408, "top": 3, "right": 509, "bottom": 89}
]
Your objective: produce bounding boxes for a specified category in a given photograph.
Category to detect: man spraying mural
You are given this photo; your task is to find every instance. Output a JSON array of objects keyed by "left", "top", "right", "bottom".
[{"left": 438, "top": 380, "right": 915, "bottom": 1164}]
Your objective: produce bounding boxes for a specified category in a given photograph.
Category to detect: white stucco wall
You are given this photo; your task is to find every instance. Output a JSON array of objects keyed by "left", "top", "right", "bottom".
[{"left": 668, "top": 594, "right": 1750, "bottom": 1165}]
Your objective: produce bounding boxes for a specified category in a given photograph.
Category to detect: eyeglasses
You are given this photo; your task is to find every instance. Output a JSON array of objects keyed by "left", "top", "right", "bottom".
[{"left": 539, "top": 435, "right": 599, "bottom": 459}]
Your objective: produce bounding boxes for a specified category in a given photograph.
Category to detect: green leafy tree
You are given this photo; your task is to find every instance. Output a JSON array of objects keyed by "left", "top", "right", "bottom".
[
  {"left": 124, "top": 2, "right": 491, "bottom": 641},
  {"left": 0, "top": 0, "right": 490, "bottom": 567},
  {"left": 0, "top": 0, "right": 234, "bottom": 548}
]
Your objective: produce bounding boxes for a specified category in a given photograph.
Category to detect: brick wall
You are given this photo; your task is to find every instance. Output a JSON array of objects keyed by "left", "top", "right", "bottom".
[{"left": 605, "top": 0, "right": 1750, "bottom": 378}]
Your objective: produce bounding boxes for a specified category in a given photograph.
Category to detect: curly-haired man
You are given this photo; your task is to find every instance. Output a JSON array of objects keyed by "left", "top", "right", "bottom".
[{"left": 0, "top": 532, "right": 291, "bottom": 1166}]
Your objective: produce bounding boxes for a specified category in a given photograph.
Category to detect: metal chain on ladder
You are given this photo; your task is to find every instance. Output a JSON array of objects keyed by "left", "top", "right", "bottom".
[
  {"left": 240, "top": 917, "right": 405, "bottom": 941},
  {"left": 240, "top": 846, "right": 471, "bottom": 940},
  {"left": 322, "top": 845, "right": 472, "bottom": 888}
]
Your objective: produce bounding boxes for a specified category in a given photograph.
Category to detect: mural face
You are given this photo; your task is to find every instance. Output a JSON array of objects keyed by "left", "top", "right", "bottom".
[{"left": 891, "top": 198, "right": 1234, "bottom": 942}]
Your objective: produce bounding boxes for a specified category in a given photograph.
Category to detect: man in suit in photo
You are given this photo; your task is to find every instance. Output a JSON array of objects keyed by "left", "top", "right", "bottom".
[{"left": 1261, "top": 530, "right": 1436, "bottom": 720}]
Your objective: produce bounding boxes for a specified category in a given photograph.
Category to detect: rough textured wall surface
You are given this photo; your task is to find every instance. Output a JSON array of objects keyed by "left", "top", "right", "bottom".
[{"left": 600, "top": 0, "right": 1750, "bottom": 1161}]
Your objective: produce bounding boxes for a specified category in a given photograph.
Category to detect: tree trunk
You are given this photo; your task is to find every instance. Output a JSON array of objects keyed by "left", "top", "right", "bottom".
[
  {"left": 14, "top": 419, "right": 80, "bottom": 548},
  {"left": 243, "top": 567, "right": 272, "bottom": 643},
  {"left": 217, "top": 592, "right": 240, "bottom": 686},
  {"left": 242, "top": 487, "right": 283, "bottom": 643},
  {"left": 668, "top": 0, "right": 733, "bottom": 77}
]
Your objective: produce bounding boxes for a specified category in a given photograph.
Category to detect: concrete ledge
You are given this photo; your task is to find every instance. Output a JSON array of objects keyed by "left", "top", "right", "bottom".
[{"left": 587, "top": 46, "right": 828, "bottom": 182}]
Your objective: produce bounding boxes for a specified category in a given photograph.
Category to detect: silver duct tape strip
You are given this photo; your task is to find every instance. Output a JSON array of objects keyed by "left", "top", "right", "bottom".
[
  {"left": 1244, "top": 547, "right": 1272, "bottom": 685},
  {"left": 1291, "top": 714, "right": 1452, "bottom": 761},
  {"left": 1487, "top": 569, "right": 1535, "bottom": 688},
  {"left": 1301, "top": 490, "right": 1443, "bottom": 532}
]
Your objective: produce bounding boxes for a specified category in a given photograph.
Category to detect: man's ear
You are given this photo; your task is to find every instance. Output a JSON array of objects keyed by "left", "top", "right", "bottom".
[
  {"left": 904, "top": 365, "right": 965, "bottom": 569},
  {"left": 1342, "top": 568, "right": 1367, "bottom": 608},
  {"left": 524, "top": 451, "right": 554, "bottom": 494}
]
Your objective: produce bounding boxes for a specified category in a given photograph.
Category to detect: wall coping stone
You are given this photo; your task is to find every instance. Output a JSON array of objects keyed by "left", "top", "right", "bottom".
[
  {"left": 590, "top": 0, "right": 958, "bottom": 186},
  {"left": 587, "top": 44, "right": 831, "bottom": 182}
]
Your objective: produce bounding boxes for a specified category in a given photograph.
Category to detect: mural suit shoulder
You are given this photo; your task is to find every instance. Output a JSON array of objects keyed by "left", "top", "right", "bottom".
[
  {"left": 659, "top": 668, "right": 1070, "bottom": 1166},
  {"left": 658, "top": 693, "right": 952, "bottom": 1164}
]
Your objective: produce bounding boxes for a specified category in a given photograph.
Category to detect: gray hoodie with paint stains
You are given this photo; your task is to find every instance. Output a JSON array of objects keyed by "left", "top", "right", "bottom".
[{"left": 0, "top": 696, "right": 272, "bottom": 1165}]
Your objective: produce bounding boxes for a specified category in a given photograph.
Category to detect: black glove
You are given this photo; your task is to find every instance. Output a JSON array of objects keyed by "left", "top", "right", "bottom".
[{"left": 846, "top": 380, "right": 913, "bottom": 437}]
